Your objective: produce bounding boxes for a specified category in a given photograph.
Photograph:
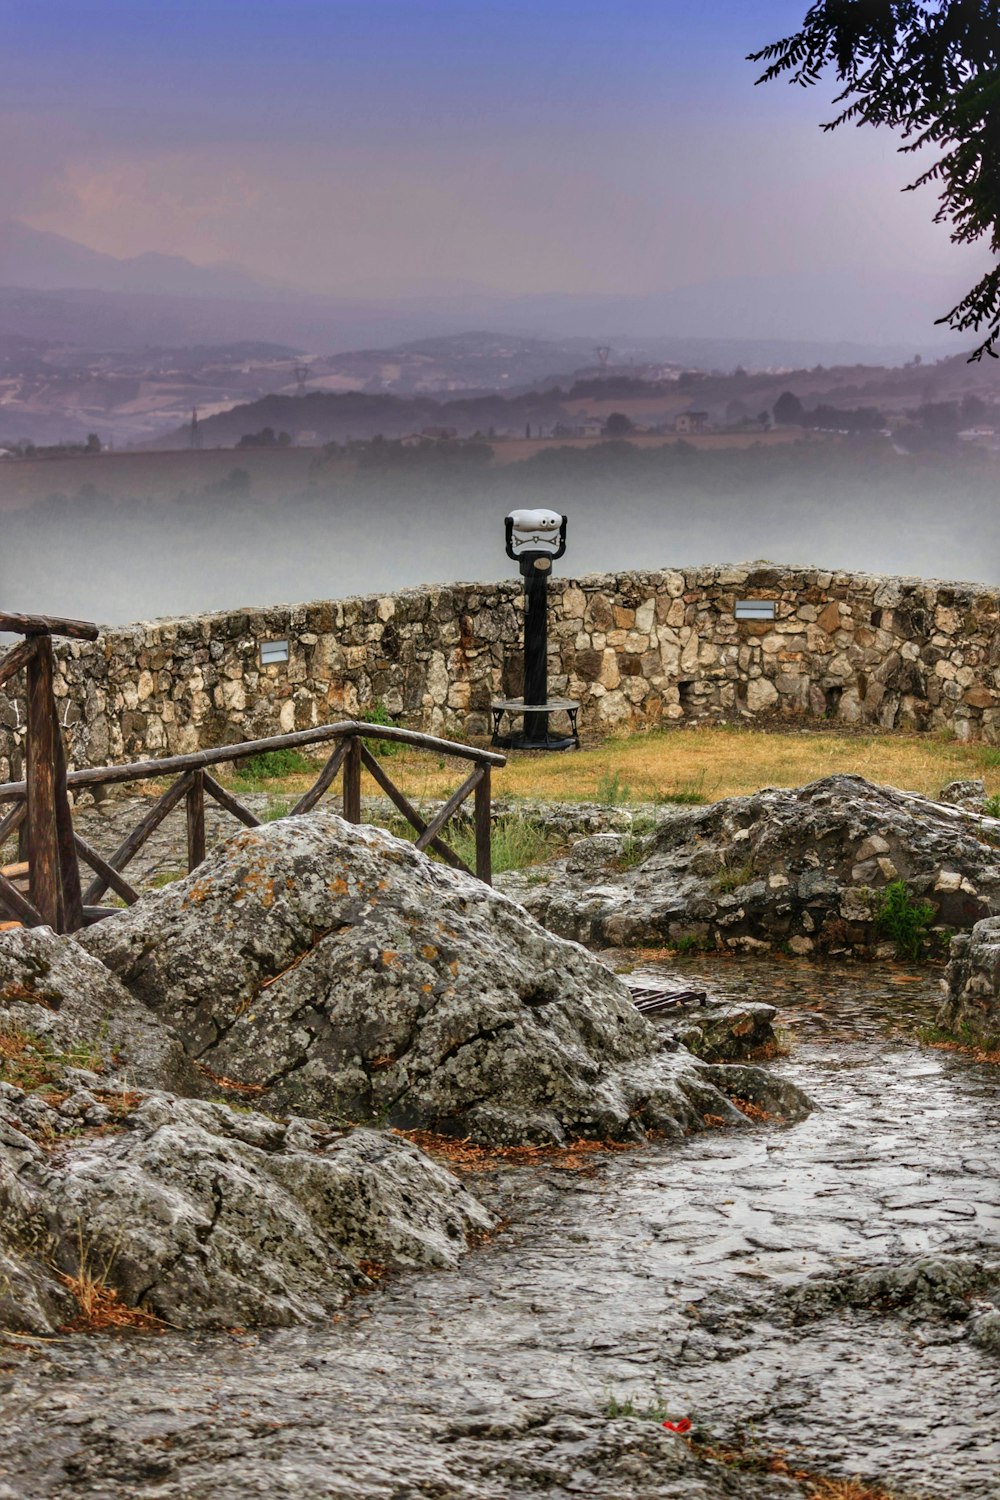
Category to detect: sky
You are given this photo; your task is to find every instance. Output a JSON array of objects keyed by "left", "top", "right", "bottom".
[{"left": 0, "top": 0, "right": 989, "bottom": 310}]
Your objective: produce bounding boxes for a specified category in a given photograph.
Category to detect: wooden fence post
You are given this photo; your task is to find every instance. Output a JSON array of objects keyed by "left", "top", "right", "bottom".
[
  {"left": 25, "top": 634, "right": 61, "bottom": 928},
  {"left": 475, "top": 765, "right": 492, "bottom": 886},
  {"left": 186, "top": 769, "right": 206, "bottom": 870},
  {"left": 342, "top": 734, "right": 362, "bottom": 823}
]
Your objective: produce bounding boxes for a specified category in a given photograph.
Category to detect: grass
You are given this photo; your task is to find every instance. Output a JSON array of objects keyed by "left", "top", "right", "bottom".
[
  {"left": 58, "top": 1224, "right": 163, "bottom": 1333},
  {"left": 716, "top": 861, "right": 757, "bottom": 894},
  {"left": 384, "top": 811, "right": 561, "bottom": 875},
  {"left": 215, "top": 724, "right": 1000, "bottom": 811},
  {"left": 917, "top": 1021, "right": 1000, "bottom": 1064},
  {"left": 603, "top": 1391, "right": 673, "bottom": 1423}
]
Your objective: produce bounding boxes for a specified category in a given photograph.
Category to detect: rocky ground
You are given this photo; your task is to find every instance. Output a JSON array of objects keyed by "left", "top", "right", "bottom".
[
  {"left": 0, "top": 813, "right": 806, "bottom": 1339},
  {"left": 0, "top": 797, "right": 998, "bottom": 1496},
  {"left": 509, "top": 774, "right": 1000, "bottom": 958},
  {"left": 0, "top": 959, "right": 997, "bottom": 1498}
]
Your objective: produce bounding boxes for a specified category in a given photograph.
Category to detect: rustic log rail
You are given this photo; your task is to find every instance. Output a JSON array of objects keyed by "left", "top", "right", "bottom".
[{"left": 0, "top": 703, "right": 506, "bottom": 932}]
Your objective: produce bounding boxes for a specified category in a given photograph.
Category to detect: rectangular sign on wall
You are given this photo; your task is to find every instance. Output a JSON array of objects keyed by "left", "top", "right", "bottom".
[
  {"left": 734, "top": 600, "right": 776, "bottom": 621},
  {"left": 259, "top": 639, "right": 290, "bottom": 665}
]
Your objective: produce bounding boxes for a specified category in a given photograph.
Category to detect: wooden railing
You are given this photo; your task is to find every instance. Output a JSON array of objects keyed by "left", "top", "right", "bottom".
[
  {"left": 0, "top": 632, "right": 506, "bottom": 933},
  {"left": 0, "top": 611, "right": 101, "bottom": 934}
]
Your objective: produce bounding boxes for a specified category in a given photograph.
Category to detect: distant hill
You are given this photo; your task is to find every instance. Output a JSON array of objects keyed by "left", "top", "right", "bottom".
[
  {"left": 0, "top": 221, "right": 276, "bottom": 300},
  {"left": 150, "top": 348, "right": 1000, "bottom": 450}
]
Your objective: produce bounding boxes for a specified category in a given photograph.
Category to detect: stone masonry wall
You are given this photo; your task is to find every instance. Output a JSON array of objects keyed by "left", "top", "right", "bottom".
[{"left": 3, "top": 560, "right": 1000, "bottom": 778}]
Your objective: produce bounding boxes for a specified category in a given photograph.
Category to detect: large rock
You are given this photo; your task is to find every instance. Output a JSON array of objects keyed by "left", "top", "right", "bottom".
[
  {"left": 939, "top": 916, "right": 1000, "bottom": 1043},
  {"left": 0, "top": 1086, "right": 491, "bottom": 1332},
  {"left": 0, "top": 926, "right": 196, "bottom": 1094},
  {"left": 514, "top": 774, "right": 1000, "bottom": 955},
  {"left": 83, "top": 812, "right": 808, "bottom": 1144}
]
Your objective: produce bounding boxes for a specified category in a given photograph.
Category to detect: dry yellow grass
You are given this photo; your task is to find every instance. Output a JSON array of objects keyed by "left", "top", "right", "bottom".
[{"left": 244, "top": 724, "right": 1000, "bottom": 809}]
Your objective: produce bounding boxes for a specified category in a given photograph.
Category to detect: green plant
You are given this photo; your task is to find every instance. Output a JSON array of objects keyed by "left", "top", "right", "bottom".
[
  {"left": 603, "top": 1391, "right": 671, "bottom": 1423},
  {"left": 149, "top": 868, "right": 186, "bottom": 888},
  {"left": 984, "top": 793, "right": 1000, "bottom": 818},
  {"left": 596, "top": 770, "right": 632, "bottom": 806},
  {"left": 873, "top": 880, "right": 936, "bottom": 962},
  {"left": 234, "top": 748, "right": 315, "bottom": 783},
  {"left": 978, "top": 747, "right": 1000, "bottom": 771},
  {"left": 361, "top": 700, "right": 402, "bottom": 757},
  {"left": 615, "top": 831, "right": 649, "bottom": 871},
  {"left": 261, "top": 797, "right": 293, "bottom": 822},
  {"left": 716, "top": 862, "right": 756, "bottom": 894},
  {"left": 673, "top": 933, "right": 708, "bottom": 955}
]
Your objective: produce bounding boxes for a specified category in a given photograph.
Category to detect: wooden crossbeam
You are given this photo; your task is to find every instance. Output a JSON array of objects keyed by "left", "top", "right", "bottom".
[
  {"left": 358, "top": 744, "right": 472, "bottom": 875},
  {"left": 0, "top": 637, "right": 37, "bottom": 691},
  {"left": 0, "top": 611, "right": 99, "bottom": 641},
  {"left": 82, "top": 771, "right": 194, "bottom": 905}
]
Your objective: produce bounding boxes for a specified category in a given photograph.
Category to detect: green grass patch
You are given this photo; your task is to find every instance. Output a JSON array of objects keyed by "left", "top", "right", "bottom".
[
  {"left": 603, "top": 1392, "right": 672, "bottom": 1423},
  {"left": 655, "top": 773, "right": 708, "bottom": 806},
  {"left": 716, "top": 862, "right": 757, "bottom": 894},
  {"left": 234, "top": 748, "right": 316, "bottom": 784}
]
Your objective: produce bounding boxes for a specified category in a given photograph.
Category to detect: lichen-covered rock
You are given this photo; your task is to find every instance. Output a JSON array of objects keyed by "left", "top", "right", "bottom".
[
  {"left": 0, "top": 926, "right": 197, "bottom": 1095},
  {"left": 517, "top": 775, "right": 1000, "bottom": 955},
  {"left": 939, "top": 778, "right": 987, "bottom": 812},
  {"left": 939, "top": 916, "right": 1000, "bottom": 1043},
  {"left": 0, "top": 1087, "right": 492, "bottom": 1332},
  {"left": 82, "top": 812, "right": 809, "bottom": 1143}
]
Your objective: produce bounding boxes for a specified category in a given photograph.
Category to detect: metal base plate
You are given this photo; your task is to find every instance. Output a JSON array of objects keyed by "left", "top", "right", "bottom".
[{"left": 497, "top": 731, "right": 579, "bottom": 752}]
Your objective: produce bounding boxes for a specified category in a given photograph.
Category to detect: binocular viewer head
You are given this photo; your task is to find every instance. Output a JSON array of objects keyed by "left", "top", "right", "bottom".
[{"left": 505, "top": 509, "right": 567, "bottom": 574}]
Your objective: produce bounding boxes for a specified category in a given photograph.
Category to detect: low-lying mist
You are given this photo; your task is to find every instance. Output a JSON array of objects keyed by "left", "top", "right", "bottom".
[{"left": 2, "top": 440, "right": 997, "bottom": 628}]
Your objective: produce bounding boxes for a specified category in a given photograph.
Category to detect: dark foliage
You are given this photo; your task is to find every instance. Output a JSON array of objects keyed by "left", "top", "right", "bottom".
[{"left": 750, "top": 2, "right": 1000, "bottom": 359}]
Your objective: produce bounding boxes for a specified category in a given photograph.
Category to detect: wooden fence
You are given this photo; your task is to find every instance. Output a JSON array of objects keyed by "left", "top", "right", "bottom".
[{"left": 0, "top": 615, "right": 506, "bottom": 933}]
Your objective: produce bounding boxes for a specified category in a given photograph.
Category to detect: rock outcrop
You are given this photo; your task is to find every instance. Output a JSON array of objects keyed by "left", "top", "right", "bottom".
[
  {"left": 0, "top": 926, "right": 197, "bottom": 1096},
  {"left": 514, "top": 774, "right": 1000, "bottom": 955},
  {"left": 0, "top": 1086, "right": 491, "bottom": 1332},
  {"left": 940, "top": 916, "right": 1000, "bottom": 1043},
  {"left": 82, "top": 811, "right": 808, "bottom": 1144},
  {"left": 0, "top": 813, "right": 813, "bottom": 1334}
]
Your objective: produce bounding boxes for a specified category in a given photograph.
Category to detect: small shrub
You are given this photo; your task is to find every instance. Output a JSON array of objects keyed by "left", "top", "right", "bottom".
[
  {"left": 234, "top": 748, "right": 315, "bottom": 783},
  {"left": 673, "top": 933, "right": 708, "bottom": 955},
  {"left": 984, "top": 793, "right": 1000, "bottom": 817},
  {"left": 361, "top": 700, "right": 402, "bottom": 758},
  {"left": 596, "top": 770, "right": 632, "bottom": 805},
  {"left": 873, "top": 879, "right": 936, "bottom": 961}
]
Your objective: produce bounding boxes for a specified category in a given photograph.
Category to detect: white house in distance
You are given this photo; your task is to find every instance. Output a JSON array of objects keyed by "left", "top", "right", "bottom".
[{"left": 674, "top": 410, "right": 709, "bottom": 435}]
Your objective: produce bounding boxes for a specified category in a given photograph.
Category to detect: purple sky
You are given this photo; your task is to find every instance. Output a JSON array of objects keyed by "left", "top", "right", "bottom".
[{"left": 1, "top": 0, "right": 988, "bottom": 316}]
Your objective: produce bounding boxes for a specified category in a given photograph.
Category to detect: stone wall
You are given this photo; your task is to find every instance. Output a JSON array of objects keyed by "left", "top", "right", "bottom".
[{"left": 3, "top": 560, "right": 1000, "bottom": 778}]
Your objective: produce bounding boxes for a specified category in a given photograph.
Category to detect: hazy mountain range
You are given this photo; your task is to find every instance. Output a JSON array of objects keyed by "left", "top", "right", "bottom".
[{"left": 0, "top": 219, "right": 971, "bottom": 368}]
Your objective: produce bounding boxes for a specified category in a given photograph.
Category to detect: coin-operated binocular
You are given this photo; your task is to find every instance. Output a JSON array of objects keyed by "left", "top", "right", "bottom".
[
  {"left": 499, "top": 508, "right": 575, "bottom": 750},
  {"left": 505, "top": 508, "right": 567, "bottom": 576}
]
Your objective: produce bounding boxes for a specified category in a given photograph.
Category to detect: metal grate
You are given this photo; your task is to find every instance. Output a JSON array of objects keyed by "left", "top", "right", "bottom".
[{"left": 625, "top": 978, "right": 708, "bottom": 1014}]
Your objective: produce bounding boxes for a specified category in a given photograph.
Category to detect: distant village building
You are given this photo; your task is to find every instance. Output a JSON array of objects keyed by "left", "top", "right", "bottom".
[
  {"left": 580, "top": 418, "right": 604, "bottom": 437},
  {"left": 420, "top": 425, "right": 458, "bottom": 440},
  {"left": 674, "top": 410, "right": 709, "bottom": 435}
]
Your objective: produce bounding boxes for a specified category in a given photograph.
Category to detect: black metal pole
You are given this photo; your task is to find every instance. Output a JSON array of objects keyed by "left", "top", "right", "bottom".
[{"left": 523, "top": 564, "right": 548, "bottom": 746}]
